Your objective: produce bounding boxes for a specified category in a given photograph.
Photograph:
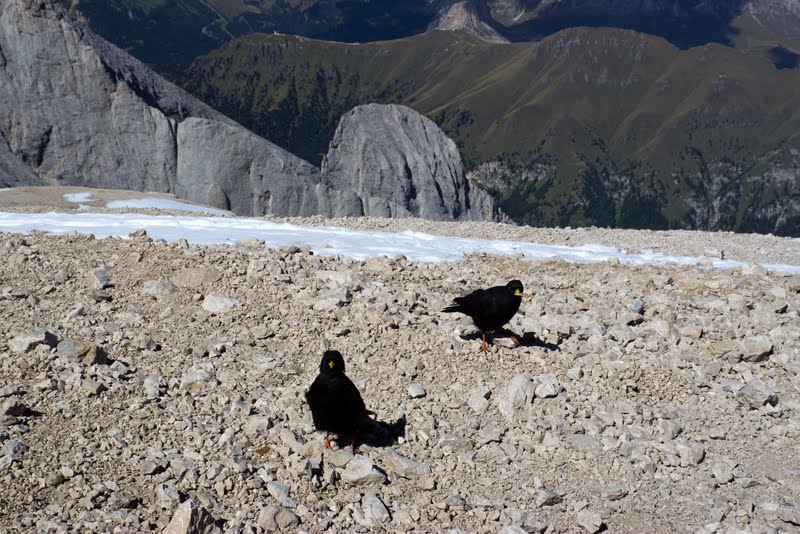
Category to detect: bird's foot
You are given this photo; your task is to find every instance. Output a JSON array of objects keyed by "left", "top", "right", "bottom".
[
  {"left": 323, "top": 435, "right": 331, "bottom": 449},
  {"left": 479, "top": 339, "right": 489, "bottom": 353},
  {"left": 347, "top": 439, "right": 356, "bottom": 452}
]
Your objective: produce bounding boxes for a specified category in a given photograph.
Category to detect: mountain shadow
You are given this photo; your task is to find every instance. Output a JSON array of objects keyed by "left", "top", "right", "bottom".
[{"left": 494, "top": 0, "right": 749, "bottom": 49}]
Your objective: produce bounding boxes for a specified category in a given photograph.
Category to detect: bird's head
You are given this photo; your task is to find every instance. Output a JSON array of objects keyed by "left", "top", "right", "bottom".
[
  {"left": 507, "top": 280, "right": 524, "bottom": 297},
  {"left": 320, "top": 350, "right": 345, "bottom": 373}
]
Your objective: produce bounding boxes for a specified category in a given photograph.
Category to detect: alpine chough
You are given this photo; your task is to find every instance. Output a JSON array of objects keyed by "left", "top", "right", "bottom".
[
  {"left": 443, "top": 279, "right": 524, "bottom": 352},
  {"left": 305, "top": 350, "right": 368, "bottom": 450}
]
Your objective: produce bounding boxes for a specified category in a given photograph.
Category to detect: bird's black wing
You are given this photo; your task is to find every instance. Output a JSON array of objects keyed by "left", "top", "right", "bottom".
[{"left": 443, "top": 288, "right": 486, "bottom": 314}]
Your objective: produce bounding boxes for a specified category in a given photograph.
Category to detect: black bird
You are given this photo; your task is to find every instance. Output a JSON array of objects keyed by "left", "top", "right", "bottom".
[
  {"left": 443, "top": 279, "right": 524, "bottom": 352},
  {"left": 305, "top": 350, "right": 368, "bottom": 450}
]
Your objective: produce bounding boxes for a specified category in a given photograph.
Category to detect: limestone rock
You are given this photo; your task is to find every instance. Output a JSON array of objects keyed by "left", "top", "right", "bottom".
[
  {"left": 172, "top": 268, "right": 222, "bottom": 289},
  {"left": 354, "top": 494, "right": 391, "bottom": 528},
  {"left": 163, "top": 499, "right": 220, "bottom": 534},
  {"left": 341, "top": 455, "right": 387, "bottom": 486},
  {"left": 322, "top": 104, "right": 500, "bottom": 221},
  {"left": 202, "top": 293, "right": 240, "bottom": 313},
  {"left": 499, "top": 373, "right": 536, "bottom": 420},
  {"left": 8, "top": 328, "right": 57, "bottom": 353},
  {"left": 736, "top": 378, "right": 778, "bottom": 408}
]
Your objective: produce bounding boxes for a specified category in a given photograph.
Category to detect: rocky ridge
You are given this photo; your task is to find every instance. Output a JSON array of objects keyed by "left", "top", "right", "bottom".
[
  {"left": 0, "top": 225, "right": 799, "bottom": 532},
  {"left": 0, "top": 0, "right": 499, "bottom": 222},
  {"left": 323, "top": 104, "right": 500, "bottom": 221}
]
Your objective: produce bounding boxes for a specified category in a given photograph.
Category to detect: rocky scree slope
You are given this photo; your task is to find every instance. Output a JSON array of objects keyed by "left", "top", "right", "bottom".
[
  {"left": 0, "top": 0, "right": 499, "bottom": 222},
  {"left": 0, "top": 230, "right": 799, "bottom": 532}
]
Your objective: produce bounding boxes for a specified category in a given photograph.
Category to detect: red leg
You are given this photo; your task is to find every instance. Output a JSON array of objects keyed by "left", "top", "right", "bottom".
[
  {"left": 323, "top": 434, "right": 331, "bottom": 449},
  {"left": 480, "top": 332, "right": 489, "bottom": 353},
  {"left": 347, "top": 437, "right": 356, "bottom": 452}
]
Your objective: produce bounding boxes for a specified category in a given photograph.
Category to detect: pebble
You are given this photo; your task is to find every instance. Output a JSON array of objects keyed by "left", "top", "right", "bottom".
[
  {"left": 576, "top": 509, "right": 604, "bottom": 533},
  {"left": 407, "top": 382, "right": 426, "bottom": 398},
  {"left": 341, "top": 455, "right": 387, "bottom": 486}
]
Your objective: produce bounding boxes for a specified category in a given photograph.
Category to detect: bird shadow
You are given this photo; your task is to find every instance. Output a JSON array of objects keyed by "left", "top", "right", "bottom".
[
  {"left": 332, "top": 416, "right": 406, "bottom": 449},
  {"left": 458, "top": 330, "right": 560, "bottom": 351}
]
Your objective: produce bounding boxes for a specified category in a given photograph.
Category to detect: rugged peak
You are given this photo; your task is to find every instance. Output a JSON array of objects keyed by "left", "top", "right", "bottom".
[
  {"left": 431, "top": 1, "right": 509, "bottom": 43},
  {"left": 322, "top": 104, "right": 503, "bottom": 222}
]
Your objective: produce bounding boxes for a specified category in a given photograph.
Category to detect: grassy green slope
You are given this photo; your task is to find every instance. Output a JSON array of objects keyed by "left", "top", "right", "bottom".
[{"left": 178, "top": 28, "right": 800, "bottom": 234}]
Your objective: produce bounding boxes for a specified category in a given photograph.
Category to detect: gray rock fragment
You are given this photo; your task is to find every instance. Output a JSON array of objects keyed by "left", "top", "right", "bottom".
[
  {"left": 741, "top": 337, "right": 773, "bottom": 363},
  {"left": 87, "top": 268, "right": 110, "bottom": 290},
  {"left": 407, "top": 383, "right": 426, "bottom": 398},
  {"left": 534, "top": 373, "right": 561, "bottom": 398},
  {"left": 143, "top": 279, "right": 179, "bottom": 299},
  {"left": 8, "top": 328, "right": 57, "bottom": 353},
  {"left": 163, "top": 499, "right": 220, "bottom": 534},
  {"left": 576, "top": 509, "right": 604, "bottom": 533},
  {"left": 57, "top": 340, "right": 108, "bottom": 365},
  {"left": 201, "top": 292, "right": 240, "bottom": 313},
  {"left": 567, "top": 434, "right": 601, "bottom": 453},
  {"left": 354, "top": 494, "right": 391, "bottom": 528},
  {"left": 712, "top": 462, "right": 735, "bottom": 484},
  {"left": 381, "top": 449, "right": 432, "bottom": 479},
  {"left": 499, "top": 373, "right": 536, "bottom": 420},
  {"left": 341, "top": 455, "right": 386, "bottom": 486},
  {"left": 736, "top": 378, "right": 778, "bottom": 408},
  {"left": 172, "top": 268, "right": 223, "bottom": 289},
  {"left": 534, "top": 488, "right": 563, "bottom": 507}
]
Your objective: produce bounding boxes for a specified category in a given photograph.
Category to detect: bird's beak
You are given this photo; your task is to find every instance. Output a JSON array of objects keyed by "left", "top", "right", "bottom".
[
  {"left": 514, "top": 289, "right": 522, "bottom": 296},
  {"left": 328, "top": 361, "right": 335, "bottom": 369}
]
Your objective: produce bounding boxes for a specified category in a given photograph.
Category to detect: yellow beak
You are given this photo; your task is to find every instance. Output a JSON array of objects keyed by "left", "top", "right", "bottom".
[{"left": 328, "top": 361, "right": 335, "bottom": 369}]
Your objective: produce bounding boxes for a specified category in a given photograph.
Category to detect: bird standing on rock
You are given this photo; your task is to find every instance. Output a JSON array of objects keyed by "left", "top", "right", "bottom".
[
  {"left": 443, "top": 279, "right": 524, "bottom": 352},
  {"left": 305, "top": 350, "right": 369, "bottom": 450}
]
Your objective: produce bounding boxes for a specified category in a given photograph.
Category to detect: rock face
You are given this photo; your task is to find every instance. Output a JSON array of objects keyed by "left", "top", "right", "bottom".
[
  {"left": 322, "top": 104, "right": 500, "bottom": 221},
  {"left": 432, "top": 1, "right": 509, "bottom": 43},
  {"left": 0, "top": 0, "right": 342, "bottom": 216},
  {"left": 0, "top": 1, "right": 500, "bottom": 222}
]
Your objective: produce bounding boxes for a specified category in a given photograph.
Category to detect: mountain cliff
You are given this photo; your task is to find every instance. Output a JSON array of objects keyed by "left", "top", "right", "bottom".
[
  {"left": 180, "top": 29, "right": 800, "bottom": 235},
  {"left": 0, "top": 0, "right": 500, "bottom": 222},
  {"left": 323, "top": 104, "right": 498, "bottom": 220}
]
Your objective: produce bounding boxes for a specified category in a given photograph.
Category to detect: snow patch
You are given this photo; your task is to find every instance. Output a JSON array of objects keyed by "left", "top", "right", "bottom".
[
  {"left": 105, "top": 198, "right": 231, "bottom": 216},
  {"left": 0, "top": 211, "right": 798, "bottom": 273},
  {"left": 63, "top": 192, "right": 94, "bottom": 203}
]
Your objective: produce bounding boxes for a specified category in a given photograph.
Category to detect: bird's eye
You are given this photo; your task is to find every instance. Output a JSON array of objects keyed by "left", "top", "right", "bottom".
[{"left": 328, "top": 360, "right": 335, "bottom": 368}]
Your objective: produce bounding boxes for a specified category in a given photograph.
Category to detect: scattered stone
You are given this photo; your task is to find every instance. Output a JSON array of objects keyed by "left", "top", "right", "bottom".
[
  {"left": 602, "top": 484, "right": 628, "bottom": 501},
  {"left": 163, "top": 499, "right": 219, "bottom": 534},
  {"left": 87, "top": 268, "right": 110, "bottom": 290},
  {"left": 202, "top": 292, "right": 240, "bottom": 313},
  {"left": 535, "top": 488, "right": 563, "bottom": 507},
  {"left": 630, "top": 297, "right": 645, "bottom": 314},
  {"left": 499, "top": 373, "right": 535, "bottom": 420},
  {"left": 8, "top": 328, "right": 57, "bottom": 353},
  {"left": 741, "top": 337, "right": 773, "bottom": 363},
  {"left": 534, "top": 373, "right": 561, "bottom": 398},
  {"left": 576, "top": 509, "right": 604, "bottom": 533},
  {"left": 712, "top": 462, "right": 735, "bottom": 484},
  {"left": 381, "top": 449, "right": 432, "bottom": 479},
  {"left": 244, "top": 415, "right": 272, "bottom": 437},
  {"left": 172, "top": 267, "right": 223, "bottom": 288},
  {"left": 736, "top": 378, "right": 779, "bottom": 409},
  {"left": 341, "top": 455, "right": 386, "bottom": 486},
  {"left": 57, "top": 340, "right": 108, "bottom": 365},
  {"left": 567, "top": 434, "right": 601, "bottom": 453},
  {"left": 407, "top": 382, "right": 426, "bottom": 398},
  {"left": 0, "top": 397, "right": 32, "bottom": 417},
  {"left": 143, "top": 279, "right": 179, "bottom": 299},
  {"left": 354, "top": 494, "right": 391, "bottom": 528}
]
